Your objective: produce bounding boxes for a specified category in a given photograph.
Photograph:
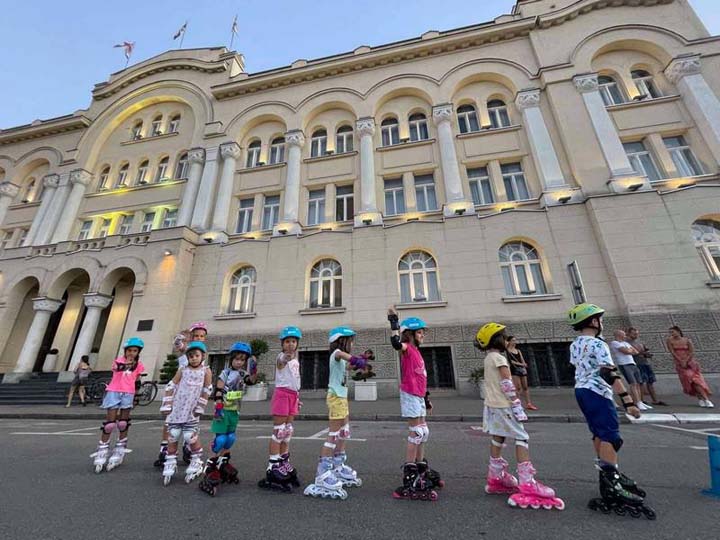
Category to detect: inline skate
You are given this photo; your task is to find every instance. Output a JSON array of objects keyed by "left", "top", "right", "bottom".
[
  {"left": 392, "top": 462, "right": 438, "bottom": 501},
  {"left": 199, "top": 457, "right": 222, "bottom": 496},
  {"left": 588, "top": 468, "right": 656, "bottom": 519},
  {"left": 304, "top": 457, "right": 348, "bottom": 499},
  {"left": 507, "top": 461, "right": 565, "bottom": 510}
]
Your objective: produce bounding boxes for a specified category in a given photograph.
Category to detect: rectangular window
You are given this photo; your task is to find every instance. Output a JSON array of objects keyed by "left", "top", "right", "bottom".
[
  {"left": 269, "top": 142, "right": 285, "bottom": 165},
  {"left": 517, "top": 342, "right": 576, "bottom": 387},
  {"left": 97, "top": 218, "right": 112, "bottom": 238},
  {"left": 336, "top": 131, "right": 353, "bottom": 153},
  {"left": 155, "top": 160, "right": 169, "bottom": 182},
  {"left": 467, "top": 167, "right": 494, "bottom": 205},
  {"left": 381, "top": 124, "right": 400, "bottom": 146},
  {"left": 311, "top": 135, "right": 328, "bottom": 158},
  {"left": 384, "top": 178, "right": 406, "bottom": 216},
  {"left": 140, "top": 212, "right": 155, "bottom": 233},
  {"left": 168, "top": 118, "right": 180, "bottom": 133},
  {"left": 307, "top": 189, "right": 326, "bottom": 226},
  {"left": 414, "top": 174, "right": 438, "bottom": 212},
  {"left": 151, "top": 120, "right": 162, "bottom": 136},
  {"left": 501, "top": 163, "right": 530, "bottom": 201},
  {"left": 161, "top": 208, "right": 177, "bottom": 229},
  {"left": 419, "top": 346, "right": 456, "bottom": 389},
  {"left": 77, "top": 220, "right": 93, "bottom": 241},
  {"left": 262, "top": 195, "right": 280, "bottom": 230},
  {"left": 0, "top": 230, "right": 12, "bottom": 250},
  {"left": 246, "top": 147, "right": 261, "bottom": 168},
  {"left": 335, "top": 185, "right": 354, "bottom": 222},
  {"left": 623, "top": 142, "right": 662, "bottom": 182},
  {"left": 299, "top": 350, "right": 330, "bottom": 390},
  {"left": 409, "top": 117, "right": 429, "bottom": 141},
  {"left": 236, "top": 198, "right": 254, "bottom": 234},
  {"left": 17, "top": 229, "right": 28, "bottom": 247},
  {"left": 664, "top": 136, "right": 703, "bottom": 177},
  {"left": 117, "top": 215, "right": 133, "bottom": 235},
  {"left": 99, "top": 171, "right": 110, "bottom": 190}
]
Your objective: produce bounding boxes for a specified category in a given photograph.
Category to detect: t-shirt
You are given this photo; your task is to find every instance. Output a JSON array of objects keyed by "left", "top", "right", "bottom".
[
  {"left": 327, "top": 350, "right": 348, "bottom": 399},
  {"left": 610, "top": 341, "right": 636, "bottom": 366},
  {"left": 106, "top": 357, "right": 145, "bottom": 394},
  {"left": 399, "top": 344, "right": 427, "bottom": 397},
  {"left": 219, "top": 367, "right": 250, "bottom": 411},
  {"left": 570, "top": 336, "right": 614, "bottom": 400},
  {"left": 482, "top": 351, "right": 512, "bottom": 409},
  {"left": 274, "top": 353, "right": 301, "bottom": 393},
  {"left": 627, "top": 339, "right": 649, "bottom": 366}
]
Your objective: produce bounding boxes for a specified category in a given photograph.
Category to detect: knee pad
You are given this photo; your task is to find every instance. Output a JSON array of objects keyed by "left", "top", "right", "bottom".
[
  {"left": 168, "top": 426, "right": 182, "bottom": 443},
  {"left": 101, "top": 421, "right": 117, "bottom": 434},
  {"left": 212, "top": 434, "right": 228, "bottom": 454},
  {"left": 491, "top": 438, "right": 506, "bottom": 448},
  {"left": 419, "top": 423, "right": 429, "bottom": 443},
  {"left": 339, "top": 423, "right": 351, "bottom": 440},
  {"left": 284, "top": 423, "right": 294, "bottom": 443},
  {"left": 271, "top": 423, "right": 287, "bottom": 443},
  {"left": 182, "top": 428, "right": 197, "bottom": 445},
  {"left": 408, "top": 426, "right": 424, "bottom": 445},
  {"left": 515, "top": 440, "right": 529, "bottom": 449},
  {"left": 117, "top": 420, "right": 130, "bottom": 432},
  {"left": 224, "top": 433, "right": 236, "bottom": 450},
  {"left": 612, "top": 437, "right": 624, "bottom": 452}
]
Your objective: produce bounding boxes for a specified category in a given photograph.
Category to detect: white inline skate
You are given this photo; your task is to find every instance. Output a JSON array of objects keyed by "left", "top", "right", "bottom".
[
  {"left": 333, "top": 452, "right": 362, "bottom": 488},
  {"left": 304, "top": 457, "right": 348, "bottom": 499},
  {"left": 163, "top": 454, "right": 177, "bottom": 486},
  {"left": 91, "top": 442, "right": 109, "bottom": 474},
  {"left": 185, "top": 452, "right": 204, "bottom": 483},
  {"left": 106, "top": 439, "right": 130, "bottom": 471}
]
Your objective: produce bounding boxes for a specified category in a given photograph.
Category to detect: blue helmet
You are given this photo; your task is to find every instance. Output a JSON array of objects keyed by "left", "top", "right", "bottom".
[
  {"left": 123, "top": 337, "right": 144, "bottom": 350},
  {"left": 328, "top": 326, "right": 356, "bottom": 344},
  {"left": 400, "top": 317, "right": 427, "bottom": 333},
  {"left": 279, "top": 326, "right": 302, "bottom": 341},
  {"left": 186, "top": 341, "right": 207, "bottom": 354},
  {"left": 229, "top": 341, "right": 252, "bottom": 356}
]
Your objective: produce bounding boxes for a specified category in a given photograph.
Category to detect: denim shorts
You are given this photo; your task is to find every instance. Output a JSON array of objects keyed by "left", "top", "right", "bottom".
[
  {"left": 101, "top": 391, "right": 134, "bottom": 410},
  {"left": 400, "top": 391, "right": 426, "bottom": 418},
  {"left": 618, "top": 364, "right": 642, "bottom": 385},
  {"left": 637, "top": 363, "right": 656, "bottom": 384},
  {"left": 575, "top": 388, "right": 621, "bottom": 445}
]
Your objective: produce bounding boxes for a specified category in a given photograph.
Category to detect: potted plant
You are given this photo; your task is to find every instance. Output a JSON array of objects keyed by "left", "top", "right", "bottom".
[
  {"left": 244, "top": 339, "right": 269, "bottom": 401},
  {"left": 468, "top": 366, "right": 485, "bottom": 399},
  {"left": 353, "top": 349, "right": 378, "bottom": 401}
]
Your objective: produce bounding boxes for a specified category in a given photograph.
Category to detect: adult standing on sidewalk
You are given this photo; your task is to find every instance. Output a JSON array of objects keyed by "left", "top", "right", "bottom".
[
  {"left": 65, "top": 356, "right": 91, "bottom": 407},
  {"left": 609, "top": 330, "right": 651, "bottom": 411},
  {"left": 506, "top": 336, "right": 537, "bottom": 410},
  {"left": 666, "top": 326, "right": 714, "bottom": 408},
  {"left": 626, "top": 328, "right": 667, "bottom": 407}
]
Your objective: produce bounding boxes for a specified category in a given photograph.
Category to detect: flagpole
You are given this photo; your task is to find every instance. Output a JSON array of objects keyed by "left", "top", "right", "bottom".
[
  {"left": 125, "top": 56, "right": 130, "bottom": 68},
  {"left": 180, "top": 20, "right": 187, "bottom": 48},
  {"left": 230, "top": 32, "right": 235, "bottom": 51}
]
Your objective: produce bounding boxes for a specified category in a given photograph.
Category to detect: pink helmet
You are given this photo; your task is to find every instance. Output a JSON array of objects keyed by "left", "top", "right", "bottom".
[{"left": 189, "top": 321, "right": 208, "bottom": 333}]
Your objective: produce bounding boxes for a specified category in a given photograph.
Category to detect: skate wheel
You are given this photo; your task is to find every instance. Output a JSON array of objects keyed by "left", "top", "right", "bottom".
[
  {"left": 94, "top": 466, "right": 103, "bottom": 474},
  {"left": 643, "top": 507, "right": 657, "bottom": 521},
  {"left": 629, "top": 507, "right": 642, "bottom": 518},
  {"left": 530, "top": 503, "right": 540, "bottom": 509},
  {"left": 554, "top": 499, "right": 565, "bottom": 511},
  {"left": 340, "top": 491, "right": 348, "bottom": 500},
  {"left": 355, "top": 478, "right": 363, "bottom": 487},
  {"left": 437, "top": 479, "right": 445, "bottom": 488},
  {"left": 613, "top": 506, "right": 627, "bottom": 516},
  {"left": 163, "top": 477, "right": 171, "bottom": 486},
  {"left": 542, "top": 503, "right": 552, "bottom": 510},
  {"left": 429, "top": 491, "right": 438, "bottom": 501}
]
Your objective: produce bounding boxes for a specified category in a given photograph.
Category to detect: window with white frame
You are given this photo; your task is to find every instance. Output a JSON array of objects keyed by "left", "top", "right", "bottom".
[
  {"left": 598, "top": 75, "right": 625, "bottom": 106},
  {"left": 309, "top": 259, "right": 342, "bottom": 308},
  {"left": 97, "top": 218, "right": 112, "bottom": 238},
  {"left": 468, "top": 167, "right": 495, "bottom": 206},
  {"left": 140, "top": 212, "right": 155, "bottom": 233},
  {"left": 269, "top": 137, "right": 285, "bottom": 165},
  {"left": 623, "top": 141, "right": 662, "bottom": 182},
  {"left": 17, "top": 229, "right": 28, "bottom": 247},
  {"left": 499, "top": 241, "right": 548, "bottom": 296},
  {"left": 631, "top": 70, "right": 661, "bottom": 99},
  {"left": 116, "top": 164, "right": 129, "bottom": 187},
  {"left": 246, "top": 141, "right": 261, "bottom": 168},
  {"left": 175, "top": 153, "right": 189, "bottom": 179},
  {"left": 117, "top": 215, "right": 133, "bottom": 235},
  {"left": 168, "top": 114, "right": 181, "bottom": 133},
  {"left": 408, "top": 113, "right": 429, "bottom": 141},
  {"left": 77, "top": 220, "right": 93, "bottom": 240},
  {"left": 236, "top": 198, "right": 254, "bottom": 234},
  {"left": 664, "top": 136, "right": 703, "bottom": 177},
  {"left": 150, "top": 115, "right": 163, "bottom": 136},
  {"left": 307, "top": 189, "right": 326, "bottom": 226},
  {"left": 161, "top": 208, "right": 177, "bottom": 228},
  {"left": 131, "top": 121, "right": 143, "bottom": 140},
  {"left": 0, "top": 230, "right": 12, "bottom": 250},
  {"left": 381, "top": 118, "right": 400, "bottom": 146},
  {"left": 457, "top": 104, "right": 480, "bottom": 134},
  {"left": 501, "top": 163, "right": 530, "bottom": 201},
  {"left": 98, "top": 166, "right": 111, "bottom": 190},
  {"left": 21, "top": 178, "right": 36, "bottom": 203},
  {"left": 398, "top": 251, "right": 441, "bottom": 303},
  {"left": 336, "top": 125, "right": 354, "bottom": 154},
  {"left": 136, "top": 160, "right": 149, "bottom": 184},
  {"left": 414, "top": 174, "right": 438, "bottom": 212},
  {"left": 228, "top": 266, "right": 257, "bottom": 313},
  {"left": 311, "top": 129, "right": 328, "bottom": 158},
  {"left": 262, "top": 195, "right": 280, "bottom": 230},
  {"left": 692, "top": 219, "right": 720, "bottom": 281},
  {"left": 487, "top": 100, "right": 511, "bottom": 129},
  {"left": 384, "top": 178, "right": 406, "bottom": 216},
  {"left": 335, "top": 185, "right": 354, "bottom": 222},
  {"left": 155, "top": 157, "right": 170, "bottom": 182}
]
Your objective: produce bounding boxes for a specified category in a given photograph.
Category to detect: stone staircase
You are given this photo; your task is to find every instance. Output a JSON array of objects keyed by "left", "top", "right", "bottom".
[{"left": 0, "top": 371, "right": 111, "bottom": 405}]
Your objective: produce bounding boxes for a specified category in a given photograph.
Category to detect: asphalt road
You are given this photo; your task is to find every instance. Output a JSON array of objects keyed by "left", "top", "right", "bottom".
[{"left": 0, "top": 418, "right": 717, "bottom": 540}]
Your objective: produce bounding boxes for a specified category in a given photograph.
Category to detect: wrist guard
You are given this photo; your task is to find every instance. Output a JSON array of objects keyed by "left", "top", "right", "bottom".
[
  {"left": 424, "top": 391, "right": 433, "bottom": 410},
  {"left": 618, "top": 391, "right": 635, "bottom": 409},
  {"left": 388, "top": 313, "right": 400, "bottom": 331}
]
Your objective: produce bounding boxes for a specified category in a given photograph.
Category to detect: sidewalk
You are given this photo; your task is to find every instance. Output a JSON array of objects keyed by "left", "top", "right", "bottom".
[{"left": 1, "top": 388, "right": 718, "bottom": 424}]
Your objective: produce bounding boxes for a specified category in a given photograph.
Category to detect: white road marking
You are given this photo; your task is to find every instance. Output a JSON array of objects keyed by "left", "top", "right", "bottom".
[
  {"left": 690, "top": 446, "right": 709, "bottom": 450},
  {"left": 255, "top": 427, "right": 367, "bottom": 442},
  {"left": 651, "top": 424, "right": 720, "bottom": 437},
  {"left": 11, "top": 432, "right": 95, "bottom": 436},
  {"left": 309, "top": 428, "right": 329, "bottom": 439},
  {"left": 11, "top": 419, "right": 156, "bottom": 436}
]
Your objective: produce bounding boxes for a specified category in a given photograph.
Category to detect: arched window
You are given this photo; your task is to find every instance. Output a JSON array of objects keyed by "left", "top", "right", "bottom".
[
  {"left": 408, "top": 113, "right": 429, "bottom": 141},
  {"left": 692, "top": 219, "right": 720, "bottom": 282},
  {"left": 116, "top": 163, "right": 129, "bottom": 187},
  {"left": 631, "top": 70, "right": 661, "bottom": 100},
  {"left": 311, "top": 129, "right": 328, "bottom": 157},
  {"left": 398, "top": 251, "right": 440, "bottom": 303},
  {"left": 499, "top": 241, "right": 548, "bottom": 296},
  {"left": 598, "top": 75, "right": 625, "bottom": 106},
  {"left": 155, "top": 156, "right": 170, "bottom": 182},
  {"left": 131, "top": 120, "right": 143, "bottom": 140},
  {"left": 381, "top": 117, "right": 400, "bottom": 146},
  {"left": 150, "top": 115, "right": 163, "bottom": 136},
  {"left": 336, "top": 125, "right": 354, "bottom": 154},
  {"left": 269, "top": 137, "right": 285, "bottom": 164},
  {"left": 487, "top": 100, "right": 511, "bottom": 129},
  {"left": 21, "top": 178, "right": 36, "bottom": 203},
  {"left": 168, "top": 114, "right": 181, "bottom": 133},
  {"left": 228, "top": 266, "right": 257, "bottom": 313},
  {"left": 136, "top": 160, "right": 149, "bottom": 184},
  {"left": 174, "top": 152, "right": 189, "bottom": 179},
  {"left": 98, "top": 166, "right": 111, "bottom": 190},
  {"left": 457, "top": 104, "right": 479, "bottom": 134},
  {"left": 309, "top": 259, "right": 342, "bottom": 308},
  {"left": 246, "top": 140, "right": 261, "bottom": 168}
]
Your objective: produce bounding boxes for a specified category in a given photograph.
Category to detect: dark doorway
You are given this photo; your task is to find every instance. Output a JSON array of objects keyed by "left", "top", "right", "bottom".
[
  {"left": 518, "top": 342, "right": 574, "bottom": 387},
  {"left": 299, "top": 350, "right": 330, "bottom": 390},
  {"left": 420, "top": 346, "right": 455, "bottom": 388}
]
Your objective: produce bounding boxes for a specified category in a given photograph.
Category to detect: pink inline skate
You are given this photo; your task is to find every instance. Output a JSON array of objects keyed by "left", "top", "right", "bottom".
[
  {"left": 507, "top": 461, "right": 565, "bottom": 510},
  {"left": 485, "top": 457, "right": 519, "bottom": 494}
]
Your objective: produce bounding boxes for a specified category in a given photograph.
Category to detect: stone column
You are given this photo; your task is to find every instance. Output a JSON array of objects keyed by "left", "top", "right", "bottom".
[
  {"left": 0, "top": 182, "right": 20, "bottom": 227},
  {"left": 13, "top": 297, "right": 63, "bottom": 374},
  {"left": 51, "top": 169, "right": 92, "bottom": 244},
  {"left": 274, "top": 130, "right": 304, "bottom": 235},
  {"left": 353, "top": 118, "right": 382, "bottom": 226},
  {"left": 191, "top": 146, "right": 220, "bottom": 231},
  {"left": 432, "top": 104, "right": 475, "bottom": 216},
  {"left": 24, "top": 174, "right": 59, "bottom": 246},
  {"left": 210, "top": 142, "right": 241, "bottom": 236},
  {"left": 177, "top": 148, "right": 205, "bottom": 227},
  {"left": 35, "top": 172, "right": 71, "bottom": 245},
  {"left": 67, "top": 293, "right": 113, "bottom": 372},
  {"left": 665, "top": 54, "right": 720, "bottom": 165}
]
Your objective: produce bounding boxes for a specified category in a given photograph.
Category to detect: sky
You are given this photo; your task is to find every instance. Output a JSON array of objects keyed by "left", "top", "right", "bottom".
[{"left": 0, "top": 0, "right": 717, "bottom": 129}]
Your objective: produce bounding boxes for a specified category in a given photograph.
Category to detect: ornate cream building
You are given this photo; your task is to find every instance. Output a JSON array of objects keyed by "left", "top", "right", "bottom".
[{"left": 1, "top": 0, "right": 719, "bottom": 395}]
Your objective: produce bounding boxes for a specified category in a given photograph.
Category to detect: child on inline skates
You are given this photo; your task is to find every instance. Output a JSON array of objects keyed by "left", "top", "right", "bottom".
[
  {"left": 304, "top": 326, "right": 368, "bottom": 500},
  {"left": 259, "top": 326, "right": 302, "bottom": 491},
  {"left": 91, "top": 338, "right": 145, "bottom": 473},
  {"left": 568, "top": 303, "right": 655, "bottom": 519},
  {"left": 160, "top": 341, "right": 212, "bottom": 486},
  {"left": 199, "top": 341, "right": 257, "bottom": 496},
  {"left": 387, "top": 307, "right": 442, "bottom": 501},
  {"left": 476, "top": 323, "right": 564, "bottom": 510}
]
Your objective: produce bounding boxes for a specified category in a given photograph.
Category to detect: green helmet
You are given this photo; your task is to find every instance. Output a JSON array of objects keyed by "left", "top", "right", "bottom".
[{"left": 567, "top": 303, "right": 605, "bottom": 327}]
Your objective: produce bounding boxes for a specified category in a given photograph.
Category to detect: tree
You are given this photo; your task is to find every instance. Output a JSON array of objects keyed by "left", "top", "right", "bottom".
[
  {"left": 249, "top": 339, "right": 269, "bottom": 383},
  {"left": 159, "top": 354, "right": 179, "bottom": 384}
]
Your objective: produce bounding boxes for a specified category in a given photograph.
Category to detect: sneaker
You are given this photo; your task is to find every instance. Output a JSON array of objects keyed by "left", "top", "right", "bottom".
[
  {"left": 704, "top": 400, "right": 715, "bottom": 408},
  {"left": 699, "top": 400, "right": 708, "bottom": 408},
  {"left": 640, "top": 402, "right": 653, "bottom": 410},
  {"left": 637, "top": 402, "right": 649, "bottom": 411}
]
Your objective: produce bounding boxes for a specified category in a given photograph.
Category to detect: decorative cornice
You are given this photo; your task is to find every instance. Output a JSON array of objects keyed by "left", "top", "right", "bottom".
[
  {"left": 0, "top": 182, "right": 20, "bottom": 199},
  {"left": 220, "top": 142, "right": 242, "bottom": 159},
  {"left": 356, "top": 117, "right": 375, "bottom": 137},
  {"left": 42, "top": 174, "right": 60, "bottom": 189},
  {"left": 70, "top": 169, "right": 92, "bottom": 186},
  {"left": 537, "top": 0, "right": 674, "bottom": 30},
  {"left": 0, "top": 115, "right": 90, "bottom": 146},
  {"left": 83, "top": 293, "right": 114, "bottom": 309},
  {"left": 515, "top": 89, "right": 541, "bottom": 110},
  {"left": 665, "top": 54, "right": 702, "bottom": 84},
  {"left": 432, "top": 104, "right": 454, "bottom": 125},
  {"left": 32, "top": 297, "right": 64, "bottom": 313},
  {"left": 188, "top": 147, "right": 206, "bottom": 164},
  {"left": 573, "top": 73, "right": 599, "bottom": 93},
  {"left": 285, "top": 130, "right": 306, "bottom": 148}
]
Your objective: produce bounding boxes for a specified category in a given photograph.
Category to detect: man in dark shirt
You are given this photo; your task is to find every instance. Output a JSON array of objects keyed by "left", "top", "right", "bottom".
[{"left": 627, "top": 327, "right": 667, "bottom": 406}]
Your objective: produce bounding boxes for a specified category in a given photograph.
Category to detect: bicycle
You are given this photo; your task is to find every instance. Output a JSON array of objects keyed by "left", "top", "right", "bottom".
[
  {"left": 134, "top": 374, "right": 159, "bottom": 406},
  {"left": 86, "top": 378, "right": 110, "bottom": 406}
]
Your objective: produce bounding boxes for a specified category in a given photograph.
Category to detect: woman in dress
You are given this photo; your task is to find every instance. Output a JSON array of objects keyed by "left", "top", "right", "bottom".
[
  {"left": 666, "top": 326, "right": 713, "bottom": 408},
  {"left": 506, "top": 336, "right": 538, "bottom": 411}
]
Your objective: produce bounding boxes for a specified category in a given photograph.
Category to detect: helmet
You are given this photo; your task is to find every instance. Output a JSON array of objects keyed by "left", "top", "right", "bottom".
[
  {"left": 328, "top": 326, "right": 356, "bottom": 344},
  {"left": 400, "top": 317, "right": 427, "bottom": 333},
  {"left": 186, "top": 341, "right": 207, "bottom": 354},
  {"left": 189, "top": 321, "right": 208, "bottom": 333},
  {"left": 279, "top": 326, "right": 302, "bottom": 341},
  {"left": 475, "top": 323, "right": 506, "bottom": 349},
  {"left": 567, "top": 303, "right": 605, "bottom": 327},
  {"left": 229, "top": 341, "right": 252, "bottom": 356},
  {"left": 123, "top": 337, "right": 144, "bottom": 350}
]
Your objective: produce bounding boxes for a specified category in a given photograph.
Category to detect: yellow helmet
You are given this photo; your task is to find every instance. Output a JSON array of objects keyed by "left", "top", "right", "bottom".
[{"left": 475, "top": 323, "right": 507, "bottom": 349}]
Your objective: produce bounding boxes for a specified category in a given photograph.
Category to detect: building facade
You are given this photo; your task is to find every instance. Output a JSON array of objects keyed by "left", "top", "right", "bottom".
[{"left": 1, "top": 0, "right": 720, "bottom": 395}]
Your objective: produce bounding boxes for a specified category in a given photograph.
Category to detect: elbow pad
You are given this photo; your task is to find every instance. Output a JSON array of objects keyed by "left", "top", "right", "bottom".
[
  {"left": 599, "top": 367, "right": 621, "bottom": 386},
  {"left": 391, "top": 335, "right": 402, "bottom": 351}
]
